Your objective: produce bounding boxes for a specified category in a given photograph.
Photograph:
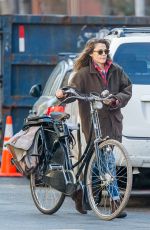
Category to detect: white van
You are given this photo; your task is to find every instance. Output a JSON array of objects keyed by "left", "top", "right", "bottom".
[{"left": 105, "top": 28, "right": 150, "bottom": 170}]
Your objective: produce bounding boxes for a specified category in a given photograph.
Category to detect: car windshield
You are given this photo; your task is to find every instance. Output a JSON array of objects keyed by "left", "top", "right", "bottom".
[
  {"left": 113, "top": 43, "right": 150, "bottom": 85},
  {"left": 42, "top": 61, "right": 67, "bottom": 96}
]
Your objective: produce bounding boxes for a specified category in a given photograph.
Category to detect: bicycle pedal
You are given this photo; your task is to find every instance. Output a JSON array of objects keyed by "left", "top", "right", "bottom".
[{"left": 49, "top": 164, "right": 63, "bottom": 171}]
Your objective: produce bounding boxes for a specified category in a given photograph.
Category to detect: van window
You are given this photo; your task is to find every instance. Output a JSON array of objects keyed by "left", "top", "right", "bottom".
[
  {"left": 113, "top": 43, "right": 150, "bottom": 85},
  {"left": 42, "top": 61, "right": 66, "bottom": 96}
]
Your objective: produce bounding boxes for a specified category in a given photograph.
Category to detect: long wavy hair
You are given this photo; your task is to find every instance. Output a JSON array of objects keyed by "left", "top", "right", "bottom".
[{"left": 74, "top": 38, "right": 111, "bottom": 71}]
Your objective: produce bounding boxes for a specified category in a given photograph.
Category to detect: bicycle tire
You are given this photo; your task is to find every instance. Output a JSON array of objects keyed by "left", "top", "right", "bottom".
[
  {"left": 30, "top": 173, "right": 65, "bottom": 214},
  {"left": 85, "top": 139, "right": 132, "bottom": 221},
  {"left": 30, "top": 127, "right": 65, "bottom": 215}
]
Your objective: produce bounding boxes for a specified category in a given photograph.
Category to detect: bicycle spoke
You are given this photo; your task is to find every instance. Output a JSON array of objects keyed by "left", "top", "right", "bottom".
[
  {"left": 85, "top": 139, "right": 132, "bottom": 220},
  {"left": 30, "top": 128, "right": 65, "bottom": 214}
]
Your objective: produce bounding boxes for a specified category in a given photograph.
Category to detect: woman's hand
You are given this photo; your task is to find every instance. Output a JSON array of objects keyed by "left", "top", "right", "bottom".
[
  {"left": 103, "top": 98, "right": 112, "bottom": 105},
  {"left": 55, "top": 89, "right": 67, "bottom": 99},
  {"left": 103, "top": 97, "right": 120, "bottom": 107}
]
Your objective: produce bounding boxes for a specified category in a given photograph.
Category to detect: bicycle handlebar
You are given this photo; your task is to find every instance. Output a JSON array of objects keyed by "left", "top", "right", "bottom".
[{"left": 61, "top": 88, "right": 113, "bottom": 104}]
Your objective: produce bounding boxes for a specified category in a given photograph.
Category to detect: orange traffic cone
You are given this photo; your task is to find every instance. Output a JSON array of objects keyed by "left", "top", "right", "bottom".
[{"left": 0, "top": 115, "right": 22, "bottom": 176}]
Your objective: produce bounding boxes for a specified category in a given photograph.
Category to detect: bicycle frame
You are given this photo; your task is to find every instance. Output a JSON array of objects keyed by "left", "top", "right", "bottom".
[
  {"left": 69, "top": 99, "right": 106, "bottom": 181},
  {"left": 31, "top": 91, "right": 110, "bottom": 191}
]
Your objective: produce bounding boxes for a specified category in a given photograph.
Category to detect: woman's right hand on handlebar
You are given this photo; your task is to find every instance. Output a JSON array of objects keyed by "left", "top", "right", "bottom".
[
  {"left": 55, "top": 87, "right": 78, "bottom": 104},
  {"left": 55, "top": 89, "right": 67, "bottom": 99}
]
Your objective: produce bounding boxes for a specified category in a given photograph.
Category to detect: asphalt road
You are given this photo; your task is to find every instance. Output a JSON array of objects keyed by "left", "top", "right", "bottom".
[{"left": 0, "top": 177, "right": 150, "bottom": 230}]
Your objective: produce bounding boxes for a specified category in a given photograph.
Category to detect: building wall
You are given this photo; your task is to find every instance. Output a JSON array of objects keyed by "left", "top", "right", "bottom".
[
  {"left": 67, "top": 0, "right": 102, "bottom": 16},
  {"left": 0, "top": 0, "right": 149, "bottom": 17}
]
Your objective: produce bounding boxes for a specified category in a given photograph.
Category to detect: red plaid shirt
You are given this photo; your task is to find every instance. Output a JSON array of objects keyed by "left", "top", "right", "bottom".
[{"left": 93, "top": 60, "right": 112, "bottom": 86}]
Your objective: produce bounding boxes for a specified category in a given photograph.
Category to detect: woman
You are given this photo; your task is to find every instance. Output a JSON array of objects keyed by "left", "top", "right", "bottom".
[{"left": 56, "top": 38, "right": 132, "bottom": 217}]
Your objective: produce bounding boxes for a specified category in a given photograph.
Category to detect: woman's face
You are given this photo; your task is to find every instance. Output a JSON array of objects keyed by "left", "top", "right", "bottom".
[{"left": 90, "top": 43, "right": 108, "bottom": 65}]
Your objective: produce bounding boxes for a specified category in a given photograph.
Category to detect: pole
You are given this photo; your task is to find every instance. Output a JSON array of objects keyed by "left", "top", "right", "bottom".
[{"left": 135, "top": 0, "right": 145, "bottom": 16}]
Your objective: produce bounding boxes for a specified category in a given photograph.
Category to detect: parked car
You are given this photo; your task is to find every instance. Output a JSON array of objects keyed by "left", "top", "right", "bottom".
[
  {"left": 30, "top": 28, "right": 150, "bottom": 188},
  {"left": 29, "top": 55, "right": 75, "bottom": 116}
]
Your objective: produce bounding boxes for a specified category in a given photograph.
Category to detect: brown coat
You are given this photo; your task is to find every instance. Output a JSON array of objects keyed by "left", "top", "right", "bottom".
[{"left": 68, "top": 62, "right": 132, "bottom": 142}]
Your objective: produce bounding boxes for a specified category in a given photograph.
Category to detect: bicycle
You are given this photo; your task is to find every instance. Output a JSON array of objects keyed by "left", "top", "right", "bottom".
[{"left": 26, "top": 88, "right": 132, "bottom": 221}]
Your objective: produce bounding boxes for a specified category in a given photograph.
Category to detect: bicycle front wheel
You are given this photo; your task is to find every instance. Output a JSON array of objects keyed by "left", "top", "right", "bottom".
[{"left": 85, "top": 139, "right": 132, "bottom": 221}]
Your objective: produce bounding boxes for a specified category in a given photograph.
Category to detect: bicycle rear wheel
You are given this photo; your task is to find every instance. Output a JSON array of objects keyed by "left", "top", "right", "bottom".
[
  {"left": 30, "top": 127, "right": 65, "bottom": 215},
  {"left": 85, "top": 139, "right": 132, "bottom": 220},
  {"left": 30, "top": 173, "right": 65, "bottom": 214}
]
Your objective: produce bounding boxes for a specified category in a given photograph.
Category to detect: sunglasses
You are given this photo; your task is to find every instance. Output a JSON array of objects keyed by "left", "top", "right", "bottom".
[{"left": 93, "top": 49, "right": 109, "bottom": 55}]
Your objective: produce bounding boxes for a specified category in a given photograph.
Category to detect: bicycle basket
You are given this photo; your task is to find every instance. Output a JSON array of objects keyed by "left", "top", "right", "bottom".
[{"left": 6, "top": 126, "right": 40, "bottom": 176}]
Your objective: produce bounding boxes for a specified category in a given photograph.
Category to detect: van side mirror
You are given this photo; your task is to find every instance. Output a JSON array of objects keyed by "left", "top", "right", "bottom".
[{"left": 29, "top": 84, "right": 42, "bottom": 97}]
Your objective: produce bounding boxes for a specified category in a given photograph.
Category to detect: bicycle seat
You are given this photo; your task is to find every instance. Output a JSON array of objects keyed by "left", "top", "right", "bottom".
[
  {"left": 27, "top": 115, "right": 50, "bottom": 122},
  {"left": 50, "top": 112, "right": 70, "bottom": 121},
  {"left": 23, "top": 115, "right": 52, "bottom": 128}
]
